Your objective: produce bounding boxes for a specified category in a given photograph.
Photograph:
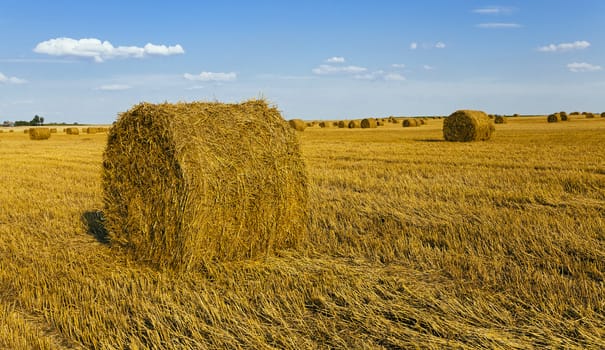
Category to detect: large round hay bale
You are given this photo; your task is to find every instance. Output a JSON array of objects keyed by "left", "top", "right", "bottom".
[
  {"left": 402, "top": 118, "right": 418, "bottom": 127},
  {"left": 29, "top": 128, "right": 51, "bottom": 140},
  {"left": 65, "top": 127, "right": 80, "bottom": 135},
  {"left": 348, "top": 120, "right": 361, "bottom": 128},
  {"left": 50, "top": 128, "right": 58, "bottom": 133},
  {"left": 102, "top": 100, "right": 308, "bottom": 270},
  {"left": 547, "top": 113, "right": 560, "bottom": 123},
  {"left": 586, "top": 112, "right": 595, "bottom": 119},
  {"left": 319, "top": 121, "right": 331, "bottom": 128},
  {"left": 360, "top": 118, "right": 377, "bottom": 129},
  {"left": 338, "top": 120, "right": 347, "bottom": 128},
  {"left": 601, "top": 112, "right": 605, "bottom": 118},
  {"left": 494, "top": 115, "right": 507, "bottom": 124},
  {"left": 443, "top": 110, "right": 494, "bottom": 142},
  {"left": 288, "top": 119, "right": 306, "bottom": 131}
]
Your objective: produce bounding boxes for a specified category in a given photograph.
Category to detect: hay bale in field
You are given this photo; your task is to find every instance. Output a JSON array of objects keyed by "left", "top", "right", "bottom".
[
  {"left": 402, "top": 118, "right": 418, "bottom": 127},
  {"left": 494, "top": 115, "right": 507, "bottom": 124},
  {"left": 376, "top": 120, "right": 384, "bottom": 126},
  {"left": 29, "top": 128, "right": 51, "bottom": 140},
  {"left": 288, "top": 119, "right": 306, "bottom": 131},
  {"left": 337, "top": 120, "right": 347, "bottom": 128},
  {"left": 586, "top": 112, "right": 595, "bottom": 119},
  {"left": 601, "top": 112, "right": 605, "bottom": 118},
  {"left": 443, "top": 110, "right": 494, "bottom": 142},
  {"left": 361, "top": 118, "right": 377, "bottom": 129},
  {"left": 559, "top": 112, "right": 568, "bottom": 121},
  {"left": 24, "top": 129, "right": 29, "bottom": 134},
  {"left": 332, "top": 121, "right": 339, "bottom": 127},
  {"left": 319, "top": 121, "right": 331, "bottom": 128},
  {"left": 50, "top": 128, "right": 58, "bottom": 133},
  {"left": 348, "top": 120, "right": 361, "bottom": 128},
  {"left": 547, "top": 113, "right": 560, "bottom": 123},
  {"left": 65, "top": 127, "right": 80, "bottom": 135},
  {"left": 102, "top": 100, "right": 309, "bottom": 270}
]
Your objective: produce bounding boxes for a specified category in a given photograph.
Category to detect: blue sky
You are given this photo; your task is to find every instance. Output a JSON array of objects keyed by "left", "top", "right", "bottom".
[{"left": 0, "top": 0, "right": 604, "bottom": 123}]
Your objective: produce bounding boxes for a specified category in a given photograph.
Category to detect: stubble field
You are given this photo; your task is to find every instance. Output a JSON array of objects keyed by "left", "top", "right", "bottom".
[{"left": 1, "top": 116, "right": 604, "bottom": 349}]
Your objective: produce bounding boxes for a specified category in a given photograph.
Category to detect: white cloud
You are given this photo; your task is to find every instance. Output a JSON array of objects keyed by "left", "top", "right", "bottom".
[
  {"left": 410, "top": 42, "right": 418, "bottom": 50},
  {"left": 0, "top": 72, "right": 27, "bottom": 84},
  {"left": 473, "top": 6, "right": 515, "bottom": 15},
  {"left": 312, "top": 64, "right": 367, "bottom": 75},
  {"left": 384, "top": 73, "right": 406, "bottom": 81},
  {"left": 537, "top": 41, "right": 591, "bottom": 52},
  {"left": 391, "top": 63, "right": 406, "bottom": 68},
  {"left": 326, "top": 56, "right": 345, "bottom": 63},
  {"left": 435, "top": 42, "right": 446, "bottom": 49},
  {"left": 33, "top": 37, "right": 184, "bottom": 62},
  {"left": 567, "top": 62, "right": 602, "bottom": 73},
  {"left": 185, "top": 85, "right": 205, "bottom": 90},
  {"left": 96, "top": 84, "right": 132, "bottom": 91},
  {"left": 423, "top": 65, "right": 435, "bottom": 71},
  {"left": 476, "top": 23, "right": 522, "bottom": 28},
  {"left": 183, "top": 72, "right": 237, "bottom": 82},
  {"left": 353, "top": 70, "right": 406, "bottom": 81}
]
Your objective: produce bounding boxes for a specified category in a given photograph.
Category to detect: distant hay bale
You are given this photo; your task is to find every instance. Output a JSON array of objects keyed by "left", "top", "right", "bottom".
[
  {"left": 376, "top": 120, "right": 384, "bottom": 126},
  {"left": 402, "top": 118, "right": 419, "bottom": 127},
  {"left": 348, "top": 120, "right": 361, "bottom": 128},
  {"left": 24, "top": 129, "right": 29, "bottom": 134},
  {"left": 288, "top": 119, "right": 306, "bottom": 131},
  {"left": 102, "top": 100, "right": 308, "bottom": 270},
  {"left": 337, "top": 120, "right": 347, "bottom": 128},
  {"left": 559, "top": 112, "right": 568, "bottom": 121},
  {"left": 601, "top": 112, "right": 605, "bottom": 118},
  {"left": 332, "top": 121, "right": 339, "bottom": 127},
  {"left": 360, "top": 118, "right": 377, "bottom": 129},
  {"left": 494, "top": 115, "right": 507, "bottom": 124},
  {"left": 65, "top": 127, "right": 80, "bottom": 135},
  {"left": 319, "top": 121, "right": 331, "bottom": 128},
  {"left": 547, "top": 113, "right": 560, "bottom": 123},
  {"left": 50, "top": 128, "right": 58, "bottom": 133},
  {"left": 443, "top": 110, "right": 494, "bottom": 142},
  {"left": 586, "top": 112, "right": 595, "bottom": 119},
  {"left": 29, "top": 128, "right": 51, "bottom": 140}
]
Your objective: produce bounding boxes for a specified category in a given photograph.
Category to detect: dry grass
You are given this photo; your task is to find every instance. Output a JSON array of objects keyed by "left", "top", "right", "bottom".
[{"left": 1, "top": 116, "right": 605, "bottom": 348}]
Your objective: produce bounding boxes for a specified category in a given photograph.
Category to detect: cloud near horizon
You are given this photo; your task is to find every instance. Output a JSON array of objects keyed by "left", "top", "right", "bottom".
[
  {"left": 473, "top": 6, "right": 515, "bottom": 15},
  {"left": 0, "top": 72, "right": 27, "bottom": 84},
  {"left": 34, "top": 37, "right": 184, "bottom": 62},
  {"left": 312, "top": 64, "right": 367, "bottom": 75},
  {"left": 538, "top": 41, "right": 590, "bottom": 52},
  {"left": 184, "top": 72, "right": 237, "bottom": 82},
  {"left": 567, "top": 62, "right": 602, "bottom": 73}
]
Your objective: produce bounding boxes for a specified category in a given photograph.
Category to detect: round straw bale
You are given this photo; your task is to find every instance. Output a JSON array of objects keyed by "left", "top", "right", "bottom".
[
  {"left": 288, "top": 119, "right": 306, "bottom": 131},
  {"left": 361, "top": 118, "right": 377, "bottom": 129},
  {"left": 547, "top": 113, "right": 560, "bottom": 123},
  {"left": 29, "top": 128, "right": 51, "bottom": 140},
  {"left": 103, "top": 100, "right": 308, "bottom": 270},
  {"left": 319, "top": 121, "right": 331, "bottom": 128},
  {"left": 601, "top": 112, "right": 605, "bottom": 118},
  {"left": 559, "top": 112, "right": 568, "bottom": 121},
  {"left": 443, "top": 110, "right": 494, "bottom": 142},
  {"left": 348, "top": 120, "right": 361, "bottom": 128},
  {"left": 65, "top": 127, "right": 80, "bottom": 135},
  {"left": 586, "top": 112, "right": 595, "bottom": 119},
  {"left": 402, "top": 118, "right": 418, "bottom": 127},
  {"left": 332, "top": 121, "right": 339, "bottom": 127},
  {"left": 494, "top": 115, "right": 507, "bottom": 124},
  {"left": 24, "top": 129, "right": 29, "bottom": 133},
  {"left": 338, "top": 120, "right": 347, "bottom": 128},
  {"left": 50, "top": 128, "right": 58, "bottom": 133}
]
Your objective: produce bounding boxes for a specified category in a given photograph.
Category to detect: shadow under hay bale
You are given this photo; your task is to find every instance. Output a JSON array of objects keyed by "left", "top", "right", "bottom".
[
  {"left": 29, "top": 128, "right": 51, "bottom": 140},
  {"left": 82, "top": 211, "right": 109, "bottom": 244},
  {"left": 288, "top": 119, "right": 306, "bottom": 131},
  {"left": 443, "top": 110, "right": 494, "bottom": 142},
  {"left": 103, "top": 100, "right": 309, "bottom": 270}
]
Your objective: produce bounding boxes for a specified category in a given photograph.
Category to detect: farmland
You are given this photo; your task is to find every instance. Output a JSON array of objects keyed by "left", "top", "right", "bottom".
[{"left": 1, "top": 116, "right": 604, "bottom": 349}]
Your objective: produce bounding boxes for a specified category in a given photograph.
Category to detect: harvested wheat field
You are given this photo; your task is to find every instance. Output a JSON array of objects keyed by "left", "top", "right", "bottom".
[{"left": 1, "top": 116, "right": 604, "bottom": 349}]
